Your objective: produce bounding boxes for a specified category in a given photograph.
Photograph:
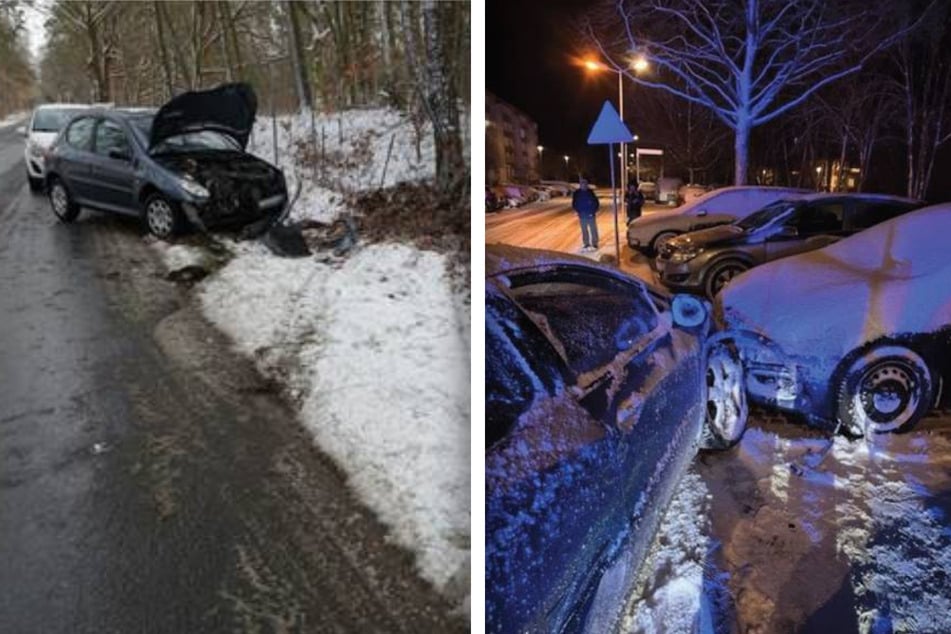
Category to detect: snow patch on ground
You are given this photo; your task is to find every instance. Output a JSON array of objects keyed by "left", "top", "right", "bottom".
[
  {"left": 620, "top": 469, "right": 714, "bottom": 633},
  {"left": 0, "top": 111, "right": 28, "bottom": 130}
]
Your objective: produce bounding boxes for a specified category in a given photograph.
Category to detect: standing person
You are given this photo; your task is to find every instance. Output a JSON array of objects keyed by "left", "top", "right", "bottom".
[
  {"left": 625, "top": 182, "right": 645, "bottom": 224},
  {"left": 571, "top": 179, "right": 600, "bottom": 251}
]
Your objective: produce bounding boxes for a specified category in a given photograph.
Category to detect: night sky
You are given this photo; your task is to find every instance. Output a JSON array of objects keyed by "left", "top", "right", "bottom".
[
  {"left": 486, "top": 0, "right": 630, "bottom": 182},
  {"left": 486, "top": 0, "right": 951, "bottom": 200}
]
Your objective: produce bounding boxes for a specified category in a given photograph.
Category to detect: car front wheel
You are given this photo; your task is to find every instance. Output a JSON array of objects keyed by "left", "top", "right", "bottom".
[
  {"left": 48, "top": 178, "right": 80, "bottom": 222},
  {"left": 701, "top": 341, "right": 748, "bottom": 449},
  {"left": 651, "top": 230, "right": 679, "bottom": 255},
  {"left": 836, "top": 345, "right": 934, "bottom": 436},
  {"left": 705, "top": 259, "right": 748, "bottom": 299},
  {"left": 143, "top": 194, "right": 185, "bottom": 239}
]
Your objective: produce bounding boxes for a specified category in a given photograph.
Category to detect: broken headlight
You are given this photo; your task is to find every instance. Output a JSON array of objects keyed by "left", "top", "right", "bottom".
[{"left": 180, "top": 177, "right": 210, "bottom": 200}]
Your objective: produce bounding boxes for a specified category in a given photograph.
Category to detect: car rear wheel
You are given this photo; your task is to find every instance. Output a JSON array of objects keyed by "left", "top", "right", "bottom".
[
  {"left": 48, "top": 178, "right": 80, "bottom": 222},
  {"left": 836, "top": 345, "right": 933, "bottom": 436},
  {"left": 704, "top": 259, "right": 748, "bottom": 299},
  {"left": 701, "top": 342, "right": 748, "bottom": 449},
  {"left": 651, "top": 231, "right": 679, "bottom": 255},
  {"left": 143, "top": 194, "right": 185, "bottom": 239}
]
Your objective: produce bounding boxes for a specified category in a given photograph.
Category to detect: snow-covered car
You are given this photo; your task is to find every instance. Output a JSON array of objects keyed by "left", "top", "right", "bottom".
[
  {"left": 44, "top": 83, "right": 287, "bottom": 239},
  {"left": 657, "top": 193, "right": 924, "bottom": 299},
  {"left": 486, "top": 245, "right": 748, "bottom": 633},
  {"left": 540, "top": 181, "right": 570, "bottom": 197},
  {"left": 19, "top": 103, "right": 91, "bottom": 192},
  {"left": 717, "top": 202, "right": 951, "bottom": 436},
  {"left": 627, "top": 186, "right": 810, "bottom": 256},
  {"left": 679, "top": 183, "right": 709, "bottom": 204}
]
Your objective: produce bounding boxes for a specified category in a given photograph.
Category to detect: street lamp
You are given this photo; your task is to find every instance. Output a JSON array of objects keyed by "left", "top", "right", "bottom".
[
  {"left": 564, "top": 154, "right": 570, "bottom": 180},
  {"left": 537, "top": 145, "right": 544, "bottom": 180},
  {"left": 816, "top": 165, "right": 823, "bottom": 191},
  {"left": 583, "top": 55, "right": 649, "bottom": 197}
]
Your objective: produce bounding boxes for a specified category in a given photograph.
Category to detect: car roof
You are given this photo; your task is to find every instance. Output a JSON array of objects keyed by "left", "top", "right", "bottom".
[
  {"left": 792, "top": 192, "right": 924, "bottom": 205},
  {"left": 486, "top": 245, "right": 669, "bottom": 297},
  {"left": 34, "top": 103, "right": 90, "bottom": 111}
]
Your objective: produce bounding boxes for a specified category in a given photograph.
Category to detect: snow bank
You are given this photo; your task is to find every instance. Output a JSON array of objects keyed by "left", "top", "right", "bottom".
[
  {"left": 0, "top": 110, "right": 28, "bottom": 130},
  {"left": 196, "top": 243, "right": 469, "bottom": 596}
]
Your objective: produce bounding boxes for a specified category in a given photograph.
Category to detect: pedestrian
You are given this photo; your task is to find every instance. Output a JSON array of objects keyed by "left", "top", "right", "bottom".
[
  {"left": 625, "top": 181, "right": 645, "bottom": 224},
  {"left": 571, "top": 178, "right": 600, "bottom": 251}
]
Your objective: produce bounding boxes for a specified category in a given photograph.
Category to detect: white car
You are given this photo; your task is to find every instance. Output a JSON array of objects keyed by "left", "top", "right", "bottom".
[
  {"left": 718, "top": 202, "right": 951, "bottom": 436},
  {"left": 19, "top": 103, "right": 90, "bottom": 191},
  {"left": 626, "top": 185, "right": 811, "bottom": 255}
]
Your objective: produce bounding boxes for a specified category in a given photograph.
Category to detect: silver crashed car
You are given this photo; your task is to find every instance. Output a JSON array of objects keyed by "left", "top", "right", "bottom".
[
  {"left": 486, "top": 245, "right": 747, "bottom": 633},
  {"left": 717, "top": 202, "right": 951, "bottom": 436},
  {"left": 627, "top": 186, "right": 809, "bottom": 255}
]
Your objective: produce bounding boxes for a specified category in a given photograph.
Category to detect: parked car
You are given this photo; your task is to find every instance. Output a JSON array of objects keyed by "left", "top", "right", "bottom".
[
  {"left": 486, "top": 187, "right": 505, "bottom": 213},
  {"left": 638, "top": 180, "right": 657, "bottom": 201},
  {"left": 627, "top": 186, "right": 810, "bottom": 256},
  {"left": 656, "top": 177, "right": 684, "bottom": 205},
  {"left": 540, "top": 181, "right": 571, "bottom": 197},
  {"left": 486, "top": 245, "right": 747, "bottom": 633},
  {"left": 679, "top": 183, "right": 709, "bottom": 204},
  {"left": 657, "top": 193, "right": 924, "bottom": 299},
  {"left": 44, "top": 83, "right": 287, "bottom": 239},
  {"left": 716, "top": 202, "right": 951, "bottom": 436},
  {"left": 18, "top": 103, "right": 91, "bottom": 192}
]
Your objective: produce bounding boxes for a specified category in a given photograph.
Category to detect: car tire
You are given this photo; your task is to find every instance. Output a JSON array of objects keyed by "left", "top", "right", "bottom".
[
  {"left": 701, "top": 341, "right": 748, "bottom": 449},
  {"left": 836, "top": 344, "right": 934, "bottom": 436},
  {"left": 704, "top": 259, "right": 748, "bottom": 299},
  {"left": 143, "top": 193, "right": 185, "bottom": 239},
  {"left": 651, "top": 230, "right": 679, "bottom": 255},
  {"left": 48, "top": 177, "right": 80, "bottom": 222}
]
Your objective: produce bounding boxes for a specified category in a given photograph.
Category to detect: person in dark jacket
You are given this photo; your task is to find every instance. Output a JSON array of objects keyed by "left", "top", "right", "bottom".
[
  {"left": 571, "top": 179, "right": 600, "bottom": 251},
  {"left": 625, "top": 182, "right": 645, "bottom": 224}
]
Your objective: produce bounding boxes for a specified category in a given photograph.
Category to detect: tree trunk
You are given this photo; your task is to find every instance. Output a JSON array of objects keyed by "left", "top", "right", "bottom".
[
  {"left": 422, "top": 1, "right": 464, "bottom": 193},
  {"left": 284, "top": 0, "right": 312, "bottom": 112},
  {"left": 733, "top": 118, "right": 750, "bottom": 185},
  {"left": 153, "top": 1, "right": 174, "bottom": 98}
]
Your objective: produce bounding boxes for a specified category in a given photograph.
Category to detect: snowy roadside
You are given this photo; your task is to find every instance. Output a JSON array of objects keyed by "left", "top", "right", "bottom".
[
  {"left": 0, "top": 111, "right": 28, "bottom": 130},
  {"left": 153, "top": 107, "right": 470, "bottom": 611},
  {"left": 620, "top": 420, "right": 951, "bottom": 632}
]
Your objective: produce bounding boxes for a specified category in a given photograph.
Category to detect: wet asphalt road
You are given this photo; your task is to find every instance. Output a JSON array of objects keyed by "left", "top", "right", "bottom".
[{"left": 0, "top": 122, "right": 465, "bottom": 633}]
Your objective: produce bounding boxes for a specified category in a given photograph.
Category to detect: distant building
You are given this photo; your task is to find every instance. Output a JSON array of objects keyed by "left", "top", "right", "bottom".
[{"left": 486, "top": 91, "right": 539, "bottom": 185}]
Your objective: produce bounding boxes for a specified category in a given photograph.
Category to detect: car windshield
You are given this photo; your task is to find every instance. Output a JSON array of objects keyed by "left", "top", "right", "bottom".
[
  {"left": 32, "top": 108, "right": 84, "bottom": 132},
  {"left": 736, "top": 200, "right": 797, "bottom": 231}
]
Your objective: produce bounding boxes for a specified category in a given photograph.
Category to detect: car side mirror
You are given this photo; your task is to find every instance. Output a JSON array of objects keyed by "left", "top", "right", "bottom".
[
  {"left": 672, "top": 294, "right": 707, "bottom": 328},
  {"left": 108, "top": 147, "right": 131, "bottom": 161},
  {"left": 16, "top": 126, "right": 26, "bottom": 137}
]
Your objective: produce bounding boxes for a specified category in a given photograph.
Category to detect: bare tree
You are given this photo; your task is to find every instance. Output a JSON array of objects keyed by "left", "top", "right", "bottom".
[
  {"left": 895, "top": 3, "right": 951, "bottom": 199},
  {"left": 596, "top": 0, "right": 919, "bottom": 184}
]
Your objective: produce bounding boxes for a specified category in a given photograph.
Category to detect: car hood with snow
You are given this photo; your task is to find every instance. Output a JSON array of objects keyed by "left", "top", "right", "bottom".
[
  {"left": 150, "top": 82, "right": 257, "bottom": 150},
  {"left": 719, "top": 202, "right": 951, "bottom": 360}
]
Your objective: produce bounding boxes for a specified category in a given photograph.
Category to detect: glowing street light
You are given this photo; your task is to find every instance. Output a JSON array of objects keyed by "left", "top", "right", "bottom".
[
  {"left": 581, "top": 54, "right": 649, "bottom": 196},
  {"left": 537, "top": 145, "right": 544, "bottom": 179}
]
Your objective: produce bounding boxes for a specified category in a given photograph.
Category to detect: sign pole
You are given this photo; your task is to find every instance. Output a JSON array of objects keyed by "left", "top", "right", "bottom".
[{"left": 609, "top": 143, "right": 620, "bottom": 262}]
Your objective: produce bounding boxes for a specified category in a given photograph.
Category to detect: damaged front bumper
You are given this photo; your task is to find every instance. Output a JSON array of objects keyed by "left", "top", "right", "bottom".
[
  {"left": 725, "top": 330, "right": 834, "bottom": 424},
  {"left": 181, "top": 192, "right": 287, "bottom": 233}
]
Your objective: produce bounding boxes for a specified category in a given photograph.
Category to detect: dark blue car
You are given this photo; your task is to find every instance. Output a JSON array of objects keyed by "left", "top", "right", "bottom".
[
  {"left": 486, "top": 245, "right": 748, "bottom": 632},
  {"left": 44, "top": 83, "right": 287, "bottom": 239}
]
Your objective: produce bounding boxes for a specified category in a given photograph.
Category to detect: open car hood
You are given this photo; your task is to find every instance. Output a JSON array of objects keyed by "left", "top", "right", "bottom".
[{"left": 150, "top": 83, "right": 257, "bottom": 150}]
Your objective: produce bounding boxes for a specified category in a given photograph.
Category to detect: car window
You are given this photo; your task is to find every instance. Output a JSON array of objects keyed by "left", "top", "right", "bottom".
[
  {"left": 788, "top": 202, "right": 844, "bottom": 235},
  {"left": 94, "top": 120, "right": 130, "bottom": 157},
  {"left": 64, "top": 117, "right": 96, "bottom": 151},
  {"left": 849, "top": 201, "right": 914, "bottom": 230},
  {"left": 31, "top": 108, "right": 83, "bottom": 133},
  {"left": 507, "top": 267, "right": 658, "bottom": 375},
  {"left": 486, "top": 290, "right": 564, "bottom": 448}
]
